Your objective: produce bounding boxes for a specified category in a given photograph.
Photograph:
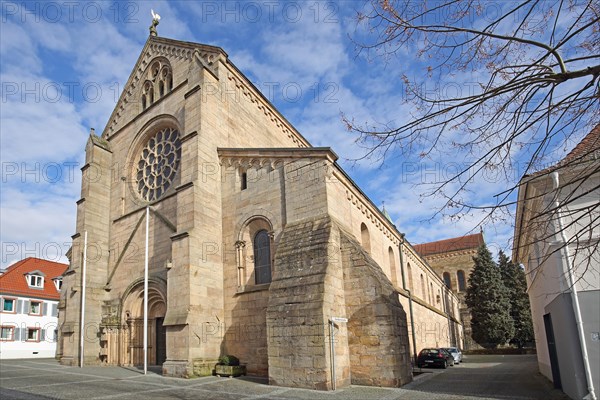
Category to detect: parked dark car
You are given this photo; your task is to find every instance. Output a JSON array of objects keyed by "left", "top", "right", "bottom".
[{"left": 417, "top": 348, "right": 455, "bottom": 369}]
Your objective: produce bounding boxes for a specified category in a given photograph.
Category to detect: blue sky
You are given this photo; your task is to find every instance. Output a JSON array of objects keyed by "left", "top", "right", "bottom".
[{"left": 2, "top": 0, "right": 583, "bottom": 269}]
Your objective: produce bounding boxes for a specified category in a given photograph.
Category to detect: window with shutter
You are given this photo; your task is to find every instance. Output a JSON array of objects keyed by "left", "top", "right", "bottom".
[
  {"left": 52, "top": 304, "right": 58, "bottom": 317},
  {"left": 0, "top": 326, "right": 14, "bottom": 340},
  {"left": 2, "top": 298, "right": 16, "bottom": 313},
  {"left": 14, "top": 327, "right": 23, "bottom": 341},
  {"left": 26, "top": 328, "right": 40, "bottom": 341},
  {"left": 42, "top": 302, "right": 48, "bottom": 316},
  {"left": 40, "top": 329, "right": 46, "bottom": 342},
  {"left": 16, "top": 299, "right": 24, "bottom": 314},
  {"left": 29, "top": 301, "right": 41, "bottom": 315}
]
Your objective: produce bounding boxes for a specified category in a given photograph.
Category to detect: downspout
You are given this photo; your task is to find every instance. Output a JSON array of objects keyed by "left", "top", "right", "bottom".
[
  {"left": 551, "top": 171, "right": 597, "bottom": 400},
  {"left": 398, "top": 234, "right": 418, "bottom": 367}
]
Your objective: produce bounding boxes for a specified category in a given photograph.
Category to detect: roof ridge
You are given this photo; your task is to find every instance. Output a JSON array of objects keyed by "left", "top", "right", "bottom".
[
  {"left": 413, "top": 233, "right": 484, "bottom": 257},
  {"left": 415, "top": 232, "right": 483, "bottom": 247}
]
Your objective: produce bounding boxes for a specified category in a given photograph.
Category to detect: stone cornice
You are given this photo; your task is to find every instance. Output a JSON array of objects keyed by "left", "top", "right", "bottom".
[
  {"left": 343, "top": 187, "right": 400, "bottom": 246},
  {"left": 184, "top": 85, "right": 200, "bottom": 99},
  {"left": 170, "top": 232, "right": 189, "bottom": 242},
  {"left": 181, "top": 131, "right": 198, "bottom": 143},
  {"left": 396, "top": 287, "right": 461, "bottom": 324},
  {"left": 217, "top": 147, "right": 337, "bottom": 169}
]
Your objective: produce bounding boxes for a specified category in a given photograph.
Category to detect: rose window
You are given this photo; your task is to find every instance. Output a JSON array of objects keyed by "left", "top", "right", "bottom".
[{"left": 135, "top": 127, "right": 181, "bottom": 202}]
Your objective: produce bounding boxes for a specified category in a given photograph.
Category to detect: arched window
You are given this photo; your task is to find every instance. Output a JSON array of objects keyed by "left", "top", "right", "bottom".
[
  {"left": 142, "top": 80, "right": 154, "bottom": 109},
  {"left": 457, "top": 270, "right": 466, "bottom": 291},
  {"left": 407, "top": 263, "right": 413, "bottom": 291},
  {"left": 360, "top": 223, "right": 371, "bottom": 254},
  {"left": 167, "top": 74, "right": 173, "bottom": 92},
  {"left": 430, "top": 282, "right": 434, "bottom": 304},
  {"left": 241, "top": 171, "right": 247, "bottom": 190},
  {"left": 254, "top": 230, "right": 271, "bottom": 284},
  {"left": 443, "top": 272, "right": 452, "bottom": 289},
  {"left": 140, "top": 58, "right": 173, "bottom": 113},
  {"left": 388, "top": 247, "right": 397, "bottom": 286},
  {"left": 420, "top": 274, "right": 425, "bottom": 299}
]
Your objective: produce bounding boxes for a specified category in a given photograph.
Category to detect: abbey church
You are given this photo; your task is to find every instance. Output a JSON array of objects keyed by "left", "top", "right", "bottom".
[{"left": 57, "top": 30, "right": 464, "bottom": 390}]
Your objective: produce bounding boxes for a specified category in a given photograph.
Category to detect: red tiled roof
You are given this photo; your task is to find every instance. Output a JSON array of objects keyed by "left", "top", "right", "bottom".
[
  {"left": 561, "top": 123, "right": 600, "bottom": 164},
  {"left": 0, "top": 258, "right": 68, "bottom": 300},
  {"left": 528, "top": 123, "right": 600, "bottom": 179},
  {"left": 413, "top": 233, "right": 484, "bottom": 257}
]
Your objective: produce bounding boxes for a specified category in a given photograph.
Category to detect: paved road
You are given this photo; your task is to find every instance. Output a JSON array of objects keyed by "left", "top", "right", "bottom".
[{"left": 0, "top": 355, "right": 569, "bottom": 399}]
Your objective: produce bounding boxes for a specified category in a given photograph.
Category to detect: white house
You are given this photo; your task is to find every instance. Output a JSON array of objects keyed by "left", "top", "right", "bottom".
[
  {"left": 0, "top": 258, "right": 68, "bottom": 359},
  {"left": 514, "top": 124, "right": 599, "bottom": 400}
]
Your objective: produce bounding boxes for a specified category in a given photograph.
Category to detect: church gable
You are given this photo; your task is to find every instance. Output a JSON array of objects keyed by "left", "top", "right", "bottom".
[{"left": 102, "top": 36, "right": 226, "bottom": 138}]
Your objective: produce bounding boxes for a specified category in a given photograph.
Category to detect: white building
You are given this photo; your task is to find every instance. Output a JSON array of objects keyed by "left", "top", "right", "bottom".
[
  {"left": 514, "top": 124, "right": 599, "bottom": 400},
  {"left": 0, "top": 258, "right": 68, "bottom": 359}
]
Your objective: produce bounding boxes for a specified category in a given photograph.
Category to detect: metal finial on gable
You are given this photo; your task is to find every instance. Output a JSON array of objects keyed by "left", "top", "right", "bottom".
[{"left": 149, "top": 9, "right": 161, "bottom": 37}]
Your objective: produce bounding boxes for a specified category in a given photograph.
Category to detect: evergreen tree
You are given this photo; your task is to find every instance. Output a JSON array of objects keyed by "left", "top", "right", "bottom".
[
  {"left": 498, "top": 251, "right": 534, "bottom": 349},
  {"left": 466, "top": 244, "right": 514, "bottom": 348}
]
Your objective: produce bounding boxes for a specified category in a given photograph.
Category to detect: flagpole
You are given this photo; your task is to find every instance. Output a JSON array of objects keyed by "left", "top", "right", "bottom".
[
  {"left": 80, "top": 230, "right": 88, "bottom": 368},
  {"left": 143, "top": 207, "right": 149, "bottom": 375}
]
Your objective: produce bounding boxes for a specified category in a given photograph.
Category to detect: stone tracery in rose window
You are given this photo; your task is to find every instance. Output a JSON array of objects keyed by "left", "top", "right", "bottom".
[
  {"left": 135, "top": 127, "right": 181, "bottom": 202},
  {"left": 141, "top": 58, "right": 173, "bottom": 111}
]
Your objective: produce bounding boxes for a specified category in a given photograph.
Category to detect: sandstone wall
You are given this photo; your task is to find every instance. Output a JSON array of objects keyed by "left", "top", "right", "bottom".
[
  {"left": 340, "top": 232, "right": 412, "bottom": 386},
  {"left": 325, "top": 169, "right": 461, "bottom": 323},
  {"left": 424, "top": 249, "right": 479, "bottom": 350},
  {"left": 267, "top": 217, "right": 349, "bottom": 390}
]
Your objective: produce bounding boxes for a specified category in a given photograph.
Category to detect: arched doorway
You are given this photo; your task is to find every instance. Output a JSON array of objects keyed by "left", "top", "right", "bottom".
[{"left": 121, "top": 279, "right": 167, "bottom": 366}]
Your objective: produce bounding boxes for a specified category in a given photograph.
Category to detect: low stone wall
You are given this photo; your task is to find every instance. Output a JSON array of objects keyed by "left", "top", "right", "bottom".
[{"left": 463, "top": 347, "right": 537, "bottom": 355}]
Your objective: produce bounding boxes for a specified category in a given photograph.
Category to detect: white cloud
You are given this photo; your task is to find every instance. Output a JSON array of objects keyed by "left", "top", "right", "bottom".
[
  {"left": 1, "top": 184, "right": 77, "bottom": 268},
  {"left": 0, "top": 21, "right": 42, "bottom": 74}
]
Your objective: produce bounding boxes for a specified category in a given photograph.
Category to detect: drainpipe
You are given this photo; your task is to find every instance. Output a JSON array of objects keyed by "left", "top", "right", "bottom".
[
  {"left": 551, "top": 171, "right": 597, "bottom": 400},
  {"left": 398, "top": 234, "right": 418, "bottom": 367}
]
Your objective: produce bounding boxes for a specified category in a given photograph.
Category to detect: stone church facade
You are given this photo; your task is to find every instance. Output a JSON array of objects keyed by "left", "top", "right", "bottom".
[
  {"left": 414, "top": 233, "right": 484, "bottom": 350},
  {"left": 57, "top": 34, "right": 462, "bottom": 390}
]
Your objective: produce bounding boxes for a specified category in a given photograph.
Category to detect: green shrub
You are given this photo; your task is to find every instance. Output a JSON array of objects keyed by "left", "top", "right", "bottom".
[{"left": 218, "top": 355, "right": 240, "bottom": 366}]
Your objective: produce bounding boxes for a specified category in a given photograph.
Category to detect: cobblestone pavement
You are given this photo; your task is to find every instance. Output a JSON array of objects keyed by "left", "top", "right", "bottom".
[{"left": 0, "top": 355, "right": 569, "bottom": 399}]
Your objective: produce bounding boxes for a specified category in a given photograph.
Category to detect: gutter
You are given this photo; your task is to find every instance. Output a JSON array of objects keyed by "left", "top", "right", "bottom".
[
  {"left": 551, "top": 171, "right": 597, "bottom": 400},
  {"left": 398, "top": 234, "right": 418, "bottom": 367},
  {"left": 514, "top": 177, "right": 529, "bottom": 266}
]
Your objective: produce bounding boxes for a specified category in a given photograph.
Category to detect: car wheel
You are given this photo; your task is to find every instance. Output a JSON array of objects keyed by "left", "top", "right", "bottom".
[{"left": 442, "top": 360, "right": 447, "bottom": 369}]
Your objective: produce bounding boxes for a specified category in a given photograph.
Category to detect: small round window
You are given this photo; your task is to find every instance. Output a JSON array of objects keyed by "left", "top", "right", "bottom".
[{"left": 135, "top": 127, "right": 181, "bottom": 202}]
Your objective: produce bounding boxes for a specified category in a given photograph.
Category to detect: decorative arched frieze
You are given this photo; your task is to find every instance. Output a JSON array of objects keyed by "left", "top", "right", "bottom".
[{"left": 344, "top": 189, "right": 400, "bottom": 245}]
